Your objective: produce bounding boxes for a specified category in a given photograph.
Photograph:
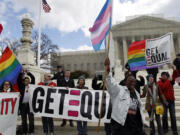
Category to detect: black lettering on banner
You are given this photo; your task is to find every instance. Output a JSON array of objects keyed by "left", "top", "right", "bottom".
[
  {"left": 161, "top": 52, "right": 167, "bottom": 61},
  {"left": 80, "top": 91, "right": 92, "bottom": 120},
  {"left": 156, "top": 53, "right": 161, "bottom": 62},
  {"left": 155, "top": 47, "right": 159, "bottom": 54},
  {"left": 58, "top": 89, "right": 69, "bottom": 115},
  {"left": 151, "top": 55, "right": 156, "bottom": 63},
  {"left": 32, "top": 87, "right": 45, "bottom": 113},
  {"left": 94, "top": 92, "right": 106, "bottom": 119},
  {"left": 107, "top": 100, "right": 112, "bottom": 119},
  {"left": 45, "top": 88, "right": 56, "bottom": 114}
]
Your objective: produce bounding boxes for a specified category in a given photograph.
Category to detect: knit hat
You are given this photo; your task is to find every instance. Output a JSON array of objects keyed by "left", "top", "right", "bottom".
[
  {"left": 78, "top": 75, "right": 85, "bottom": 80},
  {"left": 78, "top": 75, "right": 86, "bottom": 85}
]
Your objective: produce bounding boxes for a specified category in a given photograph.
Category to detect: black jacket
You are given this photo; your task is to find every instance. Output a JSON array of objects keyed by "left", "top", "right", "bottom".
[
  {"left": 92, "top": 77, "right": 105, "bottom": 90},
  {"left": 119, "top": 76, "right": 145, "bottom": 94},
  {"left": 17, "top": 72, "right": 35, "bottom": 110},
  {"left": 146, "top": 68, "right": 159, "bottom": 75},
  {"left": 51, "top": 71, "right": 65, "bottom": 86},
  {"left": 59, "top": 78, "right": 75, "bottom": 88}
]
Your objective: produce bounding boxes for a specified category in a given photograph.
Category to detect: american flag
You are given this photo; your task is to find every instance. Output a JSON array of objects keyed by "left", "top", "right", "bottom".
[{"left": 42, "top": 0, "right": 51, "bottom": 13}]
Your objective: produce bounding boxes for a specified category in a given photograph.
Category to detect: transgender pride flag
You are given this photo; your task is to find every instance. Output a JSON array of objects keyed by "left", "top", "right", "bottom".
[{"left": 89, "top": 0, "right": 112, "bottom": 51}]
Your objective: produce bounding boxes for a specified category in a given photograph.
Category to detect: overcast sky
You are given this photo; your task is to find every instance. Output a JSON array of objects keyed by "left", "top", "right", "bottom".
[{"left": 0, "top": 0, "right": 180, "bottom": 52}]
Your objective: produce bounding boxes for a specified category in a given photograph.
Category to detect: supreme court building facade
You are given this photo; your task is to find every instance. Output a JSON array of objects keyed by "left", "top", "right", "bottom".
[
  {"left": 112, "top": 15, "right": 180, "bottom": 70},
  {"left": 51, "top": 15, "right": 180, "bottom": 76}
]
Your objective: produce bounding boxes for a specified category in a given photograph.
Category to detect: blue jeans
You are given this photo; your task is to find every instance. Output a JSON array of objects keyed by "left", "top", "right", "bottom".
[
  {"left": 148, "top": 111, "right": 163, "bottom": 135},
  {"left": 77, "top": 121, "right": 87, "bottom": 135},
  {"left": 163, "top": 100, "right": 178, "bottom": 135},
  {"left": 42, "top": 117, "right": 54, "bottom": 133}
]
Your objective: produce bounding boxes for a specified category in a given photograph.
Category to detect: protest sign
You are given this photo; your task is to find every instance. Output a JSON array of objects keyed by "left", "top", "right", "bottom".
[
  {"left": 29, "top": 85, "right": 111, "bottom": 123},
  {"left": 146, "top": 33, "right": 172, "bottom": 67},
  {"left": 0, "top": 93, "right": 19, "bottom": 135}
]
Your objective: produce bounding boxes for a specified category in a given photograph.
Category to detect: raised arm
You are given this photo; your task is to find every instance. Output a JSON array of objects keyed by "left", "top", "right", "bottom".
[{"left": 105, "top": 58, "right": 122, "bottom": 97}]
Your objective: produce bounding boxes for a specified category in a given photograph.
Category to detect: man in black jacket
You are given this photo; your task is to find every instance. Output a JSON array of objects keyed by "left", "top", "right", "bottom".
[
  {"left": 59, "top": 70, "right": 75, "bottom": 127},
  {"left": 92, "top": 76, "right": 112, "bottom": 135},
  {"left": 51, "top": 65, "right": 64, "bottom": 86},
  {"left": 18, "top": 69, "right": 35, "bottom": 135},
  {"left": 120, "top": 71, "right": 145, "bottom": 94}
]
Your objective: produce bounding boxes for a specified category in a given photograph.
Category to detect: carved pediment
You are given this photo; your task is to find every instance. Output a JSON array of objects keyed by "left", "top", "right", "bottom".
[{"left": 112, "top": 16, "right": 180, "bottom": 31}]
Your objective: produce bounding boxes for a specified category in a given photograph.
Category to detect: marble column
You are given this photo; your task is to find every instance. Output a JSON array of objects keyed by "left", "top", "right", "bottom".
[
  {"left": 113, "top": 38, "right": 119, "bottom": 60},
  {"left": 177, "top": 36, "right": 180, "bottom": 53},
  {"left": 171, "top": 36, "right": 176, "bottom": 63},
  {"left": 113, "top": 38, "right": 123, "bottom": 81},
  {"left": 122, "top": 37, "right": 128, "bottom": 65}
]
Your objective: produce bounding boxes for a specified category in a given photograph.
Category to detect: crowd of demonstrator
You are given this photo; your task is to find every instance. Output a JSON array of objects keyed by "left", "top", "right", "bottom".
[{"left": 1, "top": 54, "right": 180, "bottom": 135}]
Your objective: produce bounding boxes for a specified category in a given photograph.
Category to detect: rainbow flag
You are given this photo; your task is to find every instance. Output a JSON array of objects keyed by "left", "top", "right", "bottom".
[
  {"left": 89, "top": 0, "right": 112, "bottom": 51},
  {"left": 0, "top": 46, "right": 22, "bottom": 91},
  {"left": 128, "top": 40, "right": 146, "bottom": 71}
]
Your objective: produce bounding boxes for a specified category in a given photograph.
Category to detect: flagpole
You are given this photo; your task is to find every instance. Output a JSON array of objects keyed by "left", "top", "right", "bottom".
[
  {"left": 97, "top": 0, "right": 113, "bottom": 132},
  {"left": 38, "top": 0, "right": 42, "bottom": 68},
  {"left": 96, "top": 30, "right": 111, "bottom": 132}
]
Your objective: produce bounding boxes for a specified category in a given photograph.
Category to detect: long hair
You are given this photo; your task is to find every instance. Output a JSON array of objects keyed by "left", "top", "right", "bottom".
[{"left": 0, "top": 81, "right": 14, "bottom": 92}]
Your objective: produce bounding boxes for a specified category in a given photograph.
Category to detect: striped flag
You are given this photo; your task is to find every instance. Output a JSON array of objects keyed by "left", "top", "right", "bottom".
[
  {"left": 89, "top": 0, "right": 112, "bottom": 51},
  {"left": 42, "top": 0, "right": 51, "bottom": 13},
  {"left": 0, "top": 46, "right": 22, "bottom": 92}
]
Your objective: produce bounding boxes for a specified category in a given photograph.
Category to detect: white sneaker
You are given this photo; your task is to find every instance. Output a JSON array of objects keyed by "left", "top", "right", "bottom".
[
  {"left": 44, "top": 133, "right": 48, "bottom": 135},
  {"left": 50, "top": 133, "right": 54, "bottom": 135},
  {"left": 29, "top": 133, "right": 34, "bottom": 135}
]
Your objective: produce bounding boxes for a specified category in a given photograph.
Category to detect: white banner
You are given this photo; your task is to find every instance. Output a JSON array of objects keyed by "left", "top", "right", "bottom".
[
  {"left": 29, "top": 85, "right": 111, "bottom": 123},
  {"left": 146, "top": 32, "right": 173, "bottom": 67},
  {"left": 0, "top": 93, "right": 20, "bottom": 135}
]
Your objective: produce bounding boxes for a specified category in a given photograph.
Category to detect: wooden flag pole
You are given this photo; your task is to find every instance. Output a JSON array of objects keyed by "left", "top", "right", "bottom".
[{"left": 96, "top": 30, "right": 111, "bottom": 132}]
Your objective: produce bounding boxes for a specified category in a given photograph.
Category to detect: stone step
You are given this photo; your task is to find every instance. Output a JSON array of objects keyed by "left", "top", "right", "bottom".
[
  {"left": 141, "top": 96, "right": 180, "bottom": 102},
  {"left": 142, "top": 101, "right": 180, "bottom": 106},
  {"left": 143, "top": 106, "right": 180, "bottom": 113},
  {"left": 17, "top": 118, "right": 180, "bottom": 129},
  {"left": 145, "top": 113, "right": 180, "bottom": 121}
]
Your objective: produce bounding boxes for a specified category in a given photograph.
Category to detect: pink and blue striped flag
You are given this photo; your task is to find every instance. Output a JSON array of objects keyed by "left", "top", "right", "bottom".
[{"left": 89, "top": 0, "right": 112, "bottom": 51}]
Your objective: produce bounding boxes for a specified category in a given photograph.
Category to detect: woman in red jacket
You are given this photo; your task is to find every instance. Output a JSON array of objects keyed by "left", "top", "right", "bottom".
[
  {"left": 158, "top": 71, "right": 178, "bottom": 135},
  {"left": 38, "top": 74, "right": 56, "bottom": 135}
]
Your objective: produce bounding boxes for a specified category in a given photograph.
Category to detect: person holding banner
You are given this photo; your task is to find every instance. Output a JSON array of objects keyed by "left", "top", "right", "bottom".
[
  {"left": 38, "top": 73, "right": 56, "bottom": 135},
  {"left": 119, "top": 70, "right": 145, "bottom": 94},
  {"left": 0, "top": 81, "right": 14, "bottom": 92},
  {"left": 76, "top": 75, "right": 88, "bottom": 135},
  {"left": 60, "top": 70, "right": 75, "bottom": 127},
  {"left": 141, "top": 74, "right": 165, "bottom": 135},
  {"left": 157, "top": 71, "right": 179, "bottom": 135},
  {"left": 51, "top": 65, "right": 64, "bottom": 86},
  {"left": 105, "top": 58, "right": 146, "bottom": 135},
  {"left": 18, "top": 70, "right": 35, "bottom": 135}
]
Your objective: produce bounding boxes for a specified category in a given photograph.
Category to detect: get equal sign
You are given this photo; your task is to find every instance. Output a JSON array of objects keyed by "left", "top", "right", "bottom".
[{"left": 68, "top": 90, "right": 81, "bottom": 117}]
